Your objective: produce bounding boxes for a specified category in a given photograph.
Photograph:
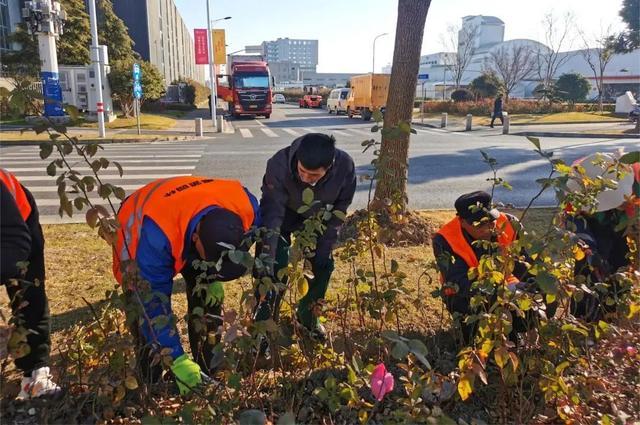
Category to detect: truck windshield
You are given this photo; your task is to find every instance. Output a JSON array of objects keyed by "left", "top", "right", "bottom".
[{"left": 234, "top": 74, "right": 270, "bottom": 89}]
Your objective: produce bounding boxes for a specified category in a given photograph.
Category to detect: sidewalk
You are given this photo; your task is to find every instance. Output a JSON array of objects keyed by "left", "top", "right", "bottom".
[
  {"left": 173, "top": 106, "right": 235, "bottom": 135},
  {"left": 412, "top": 118, "right": 640, "bottom": 139}
]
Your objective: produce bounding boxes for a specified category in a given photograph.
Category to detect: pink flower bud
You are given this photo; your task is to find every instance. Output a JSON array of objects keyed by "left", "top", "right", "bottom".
[{"left": 371, "top": 363, "right": 394, "bottom": 401}]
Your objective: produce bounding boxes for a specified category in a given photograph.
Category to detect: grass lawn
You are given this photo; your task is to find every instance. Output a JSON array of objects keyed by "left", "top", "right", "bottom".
[
  {"left": 79, "top": 113, "right": 177, "bottom": 130},
  {"left": 0, "top": 118, "right": 27, "bottom": 126},
  {"left": 414, "top": 111, "right": 627, "bottom": 126}
]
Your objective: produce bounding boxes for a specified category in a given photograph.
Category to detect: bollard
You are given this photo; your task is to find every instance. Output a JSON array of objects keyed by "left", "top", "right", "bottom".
[
  {"left": 216, "top": 115, "right": 224, "bottom": 133},
  {"left": 441, "top": 112, "right": 448, "bottom": 128},
  {"left": 195, "top": 118, "right": 203, "bottom": 137},
  {"left": 502, "top": 112, "right": 510, "bottom": 135},
  {"left": 465, "top": 114, "right": 473, "bottom": 131}
]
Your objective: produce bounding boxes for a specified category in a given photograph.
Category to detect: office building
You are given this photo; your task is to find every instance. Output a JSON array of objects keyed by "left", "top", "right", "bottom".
[
  {"left": 113, "top": 0, "right": 205, "bottom": 85},
  {"left": 247, "top": 37, "right": 318, "bottom": 84}
]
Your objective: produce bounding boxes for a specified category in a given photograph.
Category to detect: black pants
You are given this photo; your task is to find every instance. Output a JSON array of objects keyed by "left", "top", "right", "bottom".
[
  {"left": 128, "top": 263, "right": 223, "bottom": 381},
  {"left": 490, "top": 112, "right": 503, "bottom": 127}
]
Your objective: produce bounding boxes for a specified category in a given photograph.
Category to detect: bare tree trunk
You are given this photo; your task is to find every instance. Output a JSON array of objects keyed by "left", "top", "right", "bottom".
[{"left": 373, "top": 0, "right": 431, "bottom": 212}]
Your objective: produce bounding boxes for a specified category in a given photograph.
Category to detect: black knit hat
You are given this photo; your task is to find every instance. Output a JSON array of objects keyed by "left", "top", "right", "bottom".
[
  {"left": 198, "top": 208, "right": 248, "bottom": 281},
  {"left": 454, "top": 191, "right": 500, "bottom": 223}
]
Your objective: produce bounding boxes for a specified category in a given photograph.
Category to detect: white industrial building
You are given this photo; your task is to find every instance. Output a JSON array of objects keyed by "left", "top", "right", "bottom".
[{"left": 417, "top": 15, "right": 640, "bottom": 101}]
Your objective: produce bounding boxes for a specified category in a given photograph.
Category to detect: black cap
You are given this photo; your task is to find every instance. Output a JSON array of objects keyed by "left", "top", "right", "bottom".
[
  {"left": 197, "top": 208, "right": 248, "bottom": 281},
  {"left": 454, "top": 191, "right": 500, "bottom": 223}
]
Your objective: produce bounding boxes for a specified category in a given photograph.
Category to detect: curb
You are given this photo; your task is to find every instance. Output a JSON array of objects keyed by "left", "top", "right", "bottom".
[{"left": 513, "top": 131, "right": 640, "bottom": 139}]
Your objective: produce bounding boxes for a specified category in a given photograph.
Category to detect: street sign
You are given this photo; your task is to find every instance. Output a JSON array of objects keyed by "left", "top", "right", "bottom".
[
  {"left": 133, "top": 82, "right": 143, "bottom": 99},
  {"left": 418, "top": 73, "right": 429, "bottom": 80},
  {"left": 133, "top": 63, "right": 141, "bottom": 82}
]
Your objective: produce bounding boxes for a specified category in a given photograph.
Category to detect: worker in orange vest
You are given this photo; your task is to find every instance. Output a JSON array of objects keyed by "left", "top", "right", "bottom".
[
  {"left": 1, "top": 169, "right": 60, "bottom": 400},
  {"left": 112, "top": 176, "right": 260, "bottom": 395},
  {"left": 432, "top": 191, "right": 546, "bottom": 343}
]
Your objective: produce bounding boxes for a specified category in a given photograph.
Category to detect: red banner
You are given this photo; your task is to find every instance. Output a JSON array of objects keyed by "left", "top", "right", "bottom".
[{"left": 194, "top": 29, "right": 209, "bottom": 65}]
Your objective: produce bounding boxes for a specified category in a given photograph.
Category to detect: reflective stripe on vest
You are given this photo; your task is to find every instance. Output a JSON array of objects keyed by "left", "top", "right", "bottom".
[
  {"left": 435, "top": 213, "right": 518, "bottom": 285},
  {"left": 112, "top": 177, "right": 254, "bottom": 284},
  {"left": 0, "top": 169, "right": 32, "bottom": 221}
]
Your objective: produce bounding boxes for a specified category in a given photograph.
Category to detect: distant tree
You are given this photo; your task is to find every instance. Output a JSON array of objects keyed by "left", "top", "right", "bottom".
[
  {"left": 580, "top": 27, "right": 615, "bottom": 112},
  {"left": 610, "top": 0, "right": 639, "bottom": 52},
  {"left": 57, "top": 0, "right": 91, "bottom": 65},
  {"left": 97, "top": 0, "right": 135, "bottom": 63},
  {"left": 536, "top": 11, "right": 576, "bottom": 100},
  {"left": 554, "top": 73, "right": 591, "bottom": 103},
  {"left": 486, "top": 44, "right": 537, "bottom": 100},
  {"left": 374, "top": 0, "right": 432, "bottom": 212},
  {"left": 450, "top": 88, "right": 474, "bottom": 102},
  {"left": 1, "top": 24, "right": 40, "bottom": 78},
  {"left": 469, "top": 72, "right": 502, "bottom": 98},
  {"left": 109, "top": 60, "right": 165, "bottom": 116},
  {"left": 441, "top": 22, "right": 479, "bottom": 88}
]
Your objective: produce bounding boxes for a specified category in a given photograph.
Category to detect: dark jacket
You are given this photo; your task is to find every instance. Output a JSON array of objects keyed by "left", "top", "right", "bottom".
[
  {"left": 260, "top": 137, "right": 356, "bottom": 264},
  {"left": 1, "top": 182, "right": 45, "bottom": 284},
  {"left": 493, "top": 97, "right": 503, "bottom": 114}
]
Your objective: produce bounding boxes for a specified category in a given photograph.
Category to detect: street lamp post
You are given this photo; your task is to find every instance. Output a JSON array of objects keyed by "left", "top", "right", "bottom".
[
  {"left": 205, "top": 3, "right": 231, "bottom": 132},
  {"left": 372, "top": 33, "right": 388, "bottom": 75}
]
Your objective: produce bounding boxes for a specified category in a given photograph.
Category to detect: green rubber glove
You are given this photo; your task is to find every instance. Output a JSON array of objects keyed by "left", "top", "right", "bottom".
[
  {"left": 171, "top": 354, "right": 202, "bottom": 395},
  {"left": 205, "top": 280, "right": 225, "bottom": 306}
]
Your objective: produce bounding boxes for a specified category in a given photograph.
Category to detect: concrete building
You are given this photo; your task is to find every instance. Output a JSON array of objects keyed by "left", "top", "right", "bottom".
[
  {"left": 113, "top": 0, "right": 205, "bottom": 85},
  {"left": 416, "top": 15, "right": 640, "bottom": 101},
  {"left": 249, "top": 37, "right": 318, "bottom": 84},
  {"left": 0, "top": 0, "right": 22, "bottom": 54}
]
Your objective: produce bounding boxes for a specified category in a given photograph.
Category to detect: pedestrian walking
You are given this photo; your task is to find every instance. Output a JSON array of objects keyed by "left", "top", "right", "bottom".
[{"left": 490, "top": 94, "right": 503, "bottom": 128}]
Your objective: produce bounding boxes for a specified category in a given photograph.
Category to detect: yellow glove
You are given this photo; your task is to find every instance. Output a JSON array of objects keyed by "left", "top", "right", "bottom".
[{"left": 170, "top": 354, "right": 202, "bottom": 395}]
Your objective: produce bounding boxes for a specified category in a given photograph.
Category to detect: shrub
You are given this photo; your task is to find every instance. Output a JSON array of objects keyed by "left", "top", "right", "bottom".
[
  {"left": 421, "top": 99, "right": 616, "bottom": 115},
  {"left": 451, "top": 89, "right": 475, "bottom": 103},
  {"left": 469, "top": 73, "right": 502, "bottom": 99},
  {"left": 555, "top": 73, "right": 591, "bottom": 103}
]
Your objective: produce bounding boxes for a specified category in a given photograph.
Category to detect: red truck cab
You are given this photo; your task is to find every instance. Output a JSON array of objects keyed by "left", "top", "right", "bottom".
[{"left": 219, "top": 61, "right": 273, "bottom": 119}]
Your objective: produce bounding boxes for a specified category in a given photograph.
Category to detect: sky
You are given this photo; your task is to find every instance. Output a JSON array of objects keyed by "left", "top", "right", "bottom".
[{"left": 174, "top": 0, "right": 627, "bottom": 74}]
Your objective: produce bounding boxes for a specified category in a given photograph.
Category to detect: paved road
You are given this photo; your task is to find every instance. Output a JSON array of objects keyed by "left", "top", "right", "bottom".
[{"left": 1, "top": 103, "right": 638, "bottom": 223}]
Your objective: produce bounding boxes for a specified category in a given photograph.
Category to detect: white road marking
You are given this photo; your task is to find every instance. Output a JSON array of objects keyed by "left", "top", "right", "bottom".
[
  {"left": 239, "top": 128, "right": 253, "bottom": 138},
  {"left": 261, "top": 128, "right": 279, "bottom": 138},
  {"left": 15, "top": 173, "right": 191, "bottom": 181},
  {"left": 282, "top": 128, "right": 302, "bottom": 136},
  {"left": 6, "top": 165, "right": 195, "bottom": 172},
  {"left": 329, "top": 130, "right": 350, "bottom": 137},
  {"left": 0, "top": 154, "right": 202, "bottom": 160},
  {"left": 1, "top": 158, "right": 199, "bottom": 165}
]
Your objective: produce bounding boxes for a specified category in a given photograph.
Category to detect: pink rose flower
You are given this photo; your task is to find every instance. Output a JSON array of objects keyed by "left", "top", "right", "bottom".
[{"left": 371, "top": 363, "right": 394, "bottom": 401}]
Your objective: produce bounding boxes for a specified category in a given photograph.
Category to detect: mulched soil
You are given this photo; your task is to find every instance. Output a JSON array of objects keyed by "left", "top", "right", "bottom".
[{"left": 339, "top": 209, "right": 438, "bottom": 247}]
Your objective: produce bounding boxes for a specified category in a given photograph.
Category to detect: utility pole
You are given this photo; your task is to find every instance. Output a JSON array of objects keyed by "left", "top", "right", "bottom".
[
  {"left": 206, "top": 0, "right": 217, "bottom": 131},
  {"left": 88, "top": 0, "right": 106, "bottom": 137},
  {"left": 23, "top": 0, "right": 66, "bottom": 120}
]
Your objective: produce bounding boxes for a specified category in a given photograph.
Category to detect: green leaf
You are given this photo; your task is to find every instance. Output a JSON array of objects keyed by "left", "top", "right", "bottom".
[
  {"left": 113, "top": 161, "right": 124, "bottom": 177},
  {"left": 228, "top": 250, "right": 244, "bottom": 265},
  {"left": 228, "top": 373, "right": 242, "bottom": 390},
  {"left": 73, "top": 197, "right": 86, "bottom": 210},
  {"left": 98, "top": 184, "right": 113, "bottom": 198},
  {"left": 391, "top": 340, "right": 410, "bottom": 360},
  {"left": 535, "top": 270, "right": 557, "bottom": 295},
  {"left": 370, "top": 125, "right": 380, "bottom": 132},
  {"left": 65, "top": 104, "right": 80, "bottom": 121},
  {"left": 140, "top": 416, "right": 162, "bottom": 425},
  {"left": 238, "top": 409, "right": 267, "bottom": 425},
  {"left": 296, "top": 205, "right": 310, "bottom": 214},
  {"left": 91, "top": 160, "right": 101, "bottom": 173},
  {"left": 113, "top": 186, "right": 126, "bottom": 201},
  {"left": 60, "top": 199, "right": 73, "bottom": 218},
  {"left": 302, "top": 187, "right": 314, "bottom": 205},
  {"left": 527, "top": 136, "right": 541, "bottom": 151},
  {"left": 46, "top": 161, "right": 57, "bottom": 177},
  {"left": 277, "top": 412, "right": 296, "bottom": 425},
  {"left": 398, "top": 121, "right": 411, "bottom": 135},
  {"left": 390, "top": 259, "right": 399, "bottom": 273},
  {"left": 333, "top": 210, "right": 346, "bottom": 221},
  {"left": 619, "top": 151, "right": 640, "bottom": 165},
  {"left": 100, "top": 157, "right": 110, "bottom": 169},
  {"left": 39, "top": 142, "right": 53, "bottom": 160}
]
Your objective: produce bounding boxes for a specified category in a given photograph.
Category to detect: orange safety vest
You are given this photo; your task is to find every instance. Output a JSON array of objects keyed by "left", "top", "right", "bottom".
[
  {"left": 0, "top": 168, "right": 32, "bottom": 221},
  {"left": 435, "top": 213, "right": 518, "bottom": 289},
  {"left": 113, "top": 176, "right": 255, "bottom": 284}
]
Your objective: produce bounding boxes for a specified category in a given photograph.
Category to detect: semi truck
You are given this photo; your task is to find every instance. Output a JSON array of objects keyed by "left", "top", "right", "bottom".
[
  {"left": 346, "top": 73, "right": 391, "bottom": 121},
  {"left": 217, "top": 60, "right": 273, "bottom": 119}
]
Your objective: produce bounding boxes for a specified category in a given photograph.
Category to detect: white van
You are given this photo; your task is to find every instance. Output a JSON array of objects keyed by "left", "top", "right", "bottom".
[{"left": 326, "top": 88, "right": 351, "bottom": 115}]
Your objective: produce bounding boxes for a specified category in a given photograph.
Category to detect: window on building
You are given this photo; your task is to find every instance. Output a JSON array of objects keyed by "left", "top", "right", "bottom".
[{"left": 0, "top": 0, "right": 10, "bottom": 51}]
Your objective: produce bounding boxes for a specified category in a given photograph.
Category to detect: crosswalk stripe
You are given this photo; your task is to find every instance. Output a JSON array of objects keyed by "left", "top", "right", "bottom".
[
  {"left": 282, "top": 128, "right": 301, "bottom": 136},
  {"left": 239, "top": 128, "right": 253, "bottom": 138},
  {"left": 0, "top": 158, "right": 199, "bottom": 165},
  {"left": 5, "top": 165, "right": 195, "bottom": 172},
  {"left": 24, "top": 183, "right": 153, "bottom": 193},
  {"left": 261, "top": 128, "right": 279, "bottom": 138},
  {"left": 349, "top": 128, "right": 373, "bottom": 136},
  {"left": 15, "top": 173, "right": 191, "bottom": 181},
  {"left": 0, "top": 154, "right": 202, "bottom": 160},
  {"left": 328, "top": 130, "right": 350, "bottom": 137}
]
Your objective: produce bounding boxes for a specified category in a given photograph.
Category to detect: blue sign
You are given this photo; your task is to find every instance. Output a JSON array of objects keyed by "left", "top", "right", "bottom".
[
  {"left": 418, "top": 73, "right": 429, "bottom": 80},
  {"left": 132, "top": 63, "right": 141, "bottom": 82},
  {"left": 41, "top": 71, "right": 64, "bottom": 117},
  {"left": 133, "top": 82, "right": 143, "bottom": 99}
]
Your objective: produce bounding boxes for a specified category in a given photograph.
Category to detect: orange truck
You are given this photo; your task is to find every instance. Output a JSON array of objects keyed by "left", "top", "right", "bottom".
[{"left": 346, "top": 73, "right": 390, "bottom": 121}]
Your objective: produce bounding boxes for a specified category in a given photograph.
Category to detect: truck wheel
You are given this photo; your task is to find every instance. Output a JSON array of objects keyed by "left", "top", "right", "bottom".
[
  {"left": 264, "top": 114, "right": 270, "bottom": 119},
  {"left": 328, "top": 107, "right": 333, "bottom": 114},
  {"left": 232, "top": 113, "right": 240, "bottom": 119},
  {"left": 362, "top": 108, "right": 372, "bottom": 121},
  {"left": 347, "top": 107, "right": 352, "bottom": 119}
]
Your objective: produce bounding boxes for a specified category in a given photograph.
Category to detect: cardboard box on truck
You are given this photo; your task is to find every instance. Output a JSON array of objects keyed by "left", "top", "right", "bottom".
[{"left": 346, "top": 74, "right": 390, "bottom": 121}]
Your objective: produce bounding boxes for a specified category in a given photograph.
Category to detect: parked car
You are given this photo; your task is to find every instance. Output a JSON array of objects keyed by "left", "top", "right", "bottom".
[
  {"left": 273, "top": 93, "right": 286, "bottom": 104},
  {"left": 326, "top": 88, "right": 351, "bottom": 115},
  {"left": 299, "top": 95, "right": 322, "bottom": 108}
]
